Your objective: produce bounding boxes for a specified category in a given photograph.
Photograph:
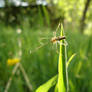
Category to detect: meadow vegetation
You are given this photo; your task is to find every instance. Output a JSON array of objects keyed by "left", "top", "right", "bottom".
[{"left": 0, "top": 0, "right": 92, "bottom": 92}]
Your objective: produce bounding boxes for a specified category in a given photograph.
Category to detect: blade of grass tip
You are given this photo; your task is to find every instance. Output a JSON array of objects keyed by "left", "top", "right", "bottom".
[
  {"left": 54, "top": 83, "right": 58, "bottom": 92},
  {"left": 66, "top": 53, "right": 76, "bottom": 68},
  {"left": 58, "top": 23, "right": 68, "bottom": 92},
  {"left": 35, "top": 75, "right": 57, "bottom": 92}
]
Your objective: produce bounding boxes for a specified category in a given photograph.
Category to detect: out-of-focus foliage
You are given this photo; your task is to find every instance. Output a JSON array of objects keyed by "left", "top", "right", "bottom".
[
  {"left": 7, "top": 58, "right": 20, "bottom": 66},
  {"left": 0, "top": 0, "right": 92, "bottom": 92}
]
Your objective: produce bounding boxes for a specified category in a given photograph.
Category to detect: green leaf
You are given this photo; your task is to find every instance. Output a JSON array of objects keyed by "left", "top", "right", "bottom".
[
  {"left": 66, "top": 53, "right": 76, "bottom": 68},
  {"left": 35, "top": 75, "right": 57, "bottom": 92},
  {"left": 54, "top": 83, "right": 58, "bottom": 92},
  {"left": 58, "top": 24, "right": 68, "bottom": 92},
  {"left": 54, "top": 53, "right": 76, "bottom": 92}
]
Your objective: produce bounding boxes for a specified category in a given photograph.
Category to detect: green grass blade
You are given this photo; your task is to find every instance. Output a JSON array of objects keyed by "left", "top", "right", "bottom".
[
  {"left": 42, "top": 6, "right": 50, "bottom": 25},
  {"left": 35, "top": 75, "right": 57, "bottom": 92},
  {"left": 54, "top": 53, "right": 76, "bottom": 92},
  {"left": 58, "top": 24, "right": 68, "bottom": 92},
  {"left": 66, "top": 53, "right": 76, "bottom": 68},
  {"left": 54, "top": 83, "right": 58, "bottom": 92}
]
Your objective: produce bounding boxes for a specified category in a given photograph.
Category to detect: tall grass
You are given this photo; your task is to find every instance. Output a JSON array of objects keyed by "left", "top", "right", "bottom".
[
  {"left": 58, "top": 24, "right": 68, "bottom": 92},
  {"left": 0, "top": 23, "right": 92, "bottom": 92},
  {"left": 35, "top": 23, "right": 76, "bottom": 92}
]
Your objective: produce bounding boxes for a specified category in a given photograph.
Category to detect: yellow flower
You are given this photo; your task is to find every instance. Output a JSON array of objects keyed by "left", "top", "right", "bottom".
[{"left": 7, "top": 58, "right": 20, "bottom": 66}]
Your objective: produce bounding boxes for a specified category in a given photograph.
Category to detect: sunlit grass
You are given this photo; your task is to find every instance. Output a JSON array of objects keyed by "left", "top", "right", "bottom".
[{"left": 0, "top": 24, "right": 92, "bottom": 92}]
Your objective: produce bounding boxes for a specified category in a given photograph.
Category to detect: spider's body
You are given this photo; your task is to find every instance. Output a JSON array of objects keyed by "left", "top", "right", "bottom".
[{"left": 51, "top": 36, "right": 66, "bottom": 43}]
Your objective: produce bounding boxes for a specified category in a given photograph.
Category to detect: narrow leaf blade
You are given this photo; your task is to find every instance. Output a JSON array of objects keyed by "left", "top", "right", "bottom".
[
  {"left": 36, "top": 75, "right": 57, "bottom": 92},
  {"left": 67, "top": 53, "right": 76, "bottom": 68},
  {"left": 58, "top": 24, "right": 68, "bottom": 92}
]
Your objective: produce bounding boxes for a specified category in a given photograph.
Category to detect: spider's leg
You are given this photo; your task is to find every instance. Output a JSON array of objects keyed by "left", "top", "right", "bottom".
[
  {"left": 30, "top": 42, "right": 49, "bottom": 54},
  {"left": 56, "top": 22, "right": 61, "bottom": 32},
  {"left": 64, "top": 40, "right": 68, "bottom": 46},
  {"left": 54, "top": 22, "right": 62, "bottom": 37},
  {"left": 53, "top": 32, "right": 56, "bottom": 37},
  {"left": 57, "top": 41, "right": 67, "bottom": 46},
  {"left": 56, "top": 41, "right": 57, "bottom": 49},
  {"left": 39, "top": 37, "right": 49, "bottom": 45},
  {"left": 56, "top": 42, "right": 59, "bottom": 54}
]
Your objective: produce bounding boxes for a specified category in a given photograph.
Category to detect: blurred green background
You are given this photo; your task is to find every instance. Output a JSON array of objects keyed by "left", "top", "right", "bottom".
[{"left": 0, "top": 0, "right": 92, "bottom": 92}]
